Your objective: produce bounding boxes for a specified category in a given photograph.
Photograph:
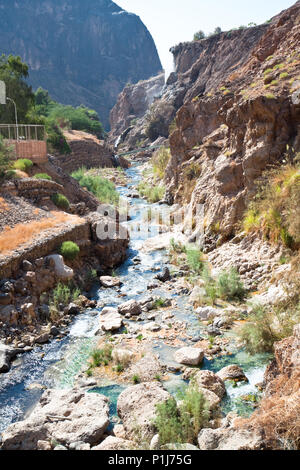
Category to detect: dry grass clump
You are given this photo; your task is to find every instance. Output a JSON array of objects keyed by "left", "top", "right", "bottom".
[
  {"left": 237, "top": 372, "right": 300, "bottom": 449},
  {"left": 0, "top": 197, "right": 9, "bottom": 212},
  {"left": 0, "top": 212, "right": 81, "bottom": 254}
]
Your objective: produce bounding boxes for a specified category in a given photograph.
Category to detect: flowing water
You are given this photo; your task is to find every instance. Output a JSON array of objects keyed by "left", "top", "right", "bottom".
[{"left": 0, "top": 163, "right": 270, "bottom": 434}]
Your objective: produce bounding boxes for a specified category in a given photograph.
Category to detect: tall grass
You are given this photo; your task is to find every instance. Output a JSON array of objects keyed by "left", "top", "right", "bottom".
[{"left": 242, "top": 161, "right": 300, "bottom": 247}]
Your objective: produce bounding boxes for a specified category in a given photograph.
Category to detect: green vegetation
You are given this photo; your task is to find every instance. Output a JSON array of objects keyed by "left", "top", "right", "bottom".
[
  {"left": 238, "top": 304, "right": 300, "bottom": 354},
  {"left": 153, "top": 298, "right": 169, "bottom": 309},
  {"left": 216, "top": 267, "right": 246, "bottom": 301},
  {"left": 60, "top": 241, "right": 80, "bottom": 261},
  {"left": 51, "top": 282, "right": 80, "bottom": 310},
  {"left": 280, "top": 72, "right": 289, "bottom": 79},
  {"left": 0, "top": 54, "right": 34, "bottom": 124},
  {"left": 265, "top": 93, "right": 276, "bottom": 99},
  {"left": 33, "top": 173, "right": 52, "bottom": 181},
  {"left": 0, "top": 137, "right": 13, "bottom": 180},
  {"left": 186, "top": 246, "right": 204, "bottom": 274},
  {"left": 151, "top": 147, "right": 171, "bottom": 180},
  {"left": 137, "top": 182, "right": 165, "bottom": 203},
  {"left": 193, "top": 30, "right": 206, "bottom": 41},
  {"left": 13, "top": 158, "right": 33, "bottom": 172},
  {"left": 91, "top": 344, "right": 113, "bottom": 368},
  {"left": 132, "top": 374, "right": 141, "bottom": 384},
  {"left": 154, "top": 383, "right": 210, "bottom": 445},
  {"left": 51, "top": 193, "right": 70, "bottom": 211},
  {"left": 242, "top": 159, "right": 300, "bottom": 247},
  {"left": 71, "top": 167, "right": 119, "bottom": 205},
  {"left": 34, "top": 87, "right": 104, "bottom": 138}
]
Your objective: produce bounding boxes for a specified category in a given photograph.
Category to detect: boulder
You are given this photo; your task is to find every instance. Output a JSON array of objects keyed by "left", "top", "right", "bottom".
[
  {"left": 198, "top": 426, "right": 265, "bottom": 450},
  {"left": 117, "top": 382, "right": 171, "bottom": 440},
  {"left": 100, "top": 276, "right": 122, "bottom": 288},
  {"left": 0, "top": 344, "right": 23, "bottom": 373},
  {"left": 123, "top": 353, "right": 164, "bottom": 383},
  {"left": 217, "top": 365, "right": 248, "bottom": 383},
  {"left": 197, "top": 387, "right": 222, "bottom": 410},
  {"left": 46, "top": 255, "right": 74, "bottom": 281},
  {"left": 174, "top": 347, "right": 204, "bottom": 366},
  {"left": 195, "top": 306, "right": 223, "bottom": 320},
  {"left": 93, "top": 436, "right": 133, "bottom": 450},
  {"left": 1, "top": 388, "right": 110, "bottom": 450},
  {"left": 98, "top": 307, "right": 123, "bottom": 332},
  {"left": 193, "top": 370, "right": 226, "bottom": 399},
  {"left": 0, "top": 305, "right": 18, "bottom": 325},
  {"left": 155, "top": 267, "right": 171, "bottom": 282},
  {"left": 118, "top": 300, "right": 141, "bottom": 316},
  {"left": 112, "top": 348, "right": 134, "bottom": 365}
]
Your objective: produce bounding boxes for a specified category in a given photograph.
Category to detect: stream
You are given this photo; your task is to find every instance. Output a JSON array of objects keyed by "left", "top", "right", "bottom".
[{"left": 0, "top": 163, "right": 271, "bottom": 435}]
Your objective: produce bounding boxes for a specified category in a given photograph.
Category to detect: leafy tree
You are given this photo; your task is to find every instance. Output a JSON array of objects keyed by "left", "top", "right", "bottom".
[
  {"left": 214, "top": 27, "right": 222, "bottom": 34},
  {"left": 0, "top": 136, "right": 13, "bottom": 180},
  {"left": 0, "top": 54, "right": 34, "bottom": 124},
  {"left": 193, "top": 30, "right": 206, "bottom": 41}
]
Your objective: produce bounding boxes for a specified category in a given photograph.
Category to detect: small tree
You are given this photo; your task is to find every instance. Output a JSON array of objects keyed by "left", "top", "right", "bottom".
[
  {"left": 193, "top": 30, "right": 206, "bottom": 41},
  {"left": 0, "top": 136, "right": 13, "bottom": 180}
]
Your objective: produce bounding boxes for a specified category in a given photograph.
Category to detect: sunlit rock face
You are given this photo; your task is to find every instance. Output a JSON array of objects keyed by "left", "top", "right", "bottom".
[{"left": 0, "top": 0, "right": 162, "bottom": 128}]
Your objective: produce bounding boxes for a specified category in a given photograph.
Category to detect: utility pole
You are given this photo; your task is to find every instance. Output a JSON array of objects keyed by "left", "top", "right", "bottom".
[{"left": 7, "top": 97, "right": 19, "bottom": 141}]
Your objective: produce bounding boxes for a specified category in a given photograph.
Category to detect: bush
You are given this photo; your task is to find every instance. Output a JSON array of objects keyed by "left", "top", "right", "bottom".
[
  {"left": 154, "top": 383, "right": 210, "bottom": 445},
  {"left": 13, "top": 158, "right": 33, "bottom": 172},
  {"left": 0, "top": 136, "right": 13, "bottom": 180},
  {"left": 60, "top": 241, "right": 80, "bottom": 261},
  {"left": 51, "top": 193, "right": 70, "bottom": 210},
  {"left": 216, "top": 267, "right": 246, "bottom": 301},
  {"left": 238, "top": 304, "right": 300, "bottom": 354},
  {"left": 137, "top": 182, "right": 165, "bottom": 203},
  {"left": 71, "top": 168, "right": 119, "bottom": 205},
  {"left": 193, "top": 30, "right": 206, "bottom": 41},
  {"left": 186, "top": 246, "right": 204, "bottom": 274},
  {"left": 91, "top": 344, "right": 113, "bottom": 367},
  {"left": 151, "top": 147, "right": 171, "bottom": 179},
  {"left": 51, "top": 282, "right": 80, "bottom": 309},
  {"left": 34, "top": 173, "right": 52, "bottom": 181},
  {"left": 46, "top": 119, "right": 71, "bottom": 154}
]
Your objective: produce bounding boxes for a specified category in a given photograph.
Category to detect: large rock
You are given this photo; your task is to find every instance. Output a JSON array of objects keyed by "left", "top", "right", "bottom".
[
  {"left": 174, "top": 347, "right": 204, "bottom": 366},
  {"left": 0, "top": 344, "right": 23, "bottom": 373},
  {"left": 100, "top": 276, "right": 122, "bottom": 288},
  {"left": 118, "top": 300, "right": 142, "bottom": 316},
  {"left": 46, "top": 255, "right": 74, "bottom": 281},
  {"left": 217, "top": 365, "right": 248, "bottom": 383},
  {"left": 193, "top": 370, "right": 226, "bottom": 399},
  {"left": 1, "top": 388, "right": 110, "bottom": 450},
  {"left": 198, "top": 426, "right": 265, "bottom": 450},
  {"left": 195, "top": 306, "right": 223, "bottom": 321},
  {"left": 98, "top": 307, "right": 123, "bottom": 332},
  {"left": 117, "top": 382, "right": 171, "bottom": 440},
  {"left": 0, "top": 305, "right": 18, "bottom": 325},
  {"left": 123, "top": 353, "right": 164, "bottom": 383},
  {"left": 93, "top": 436, "right": 134, "bottom": 451}
]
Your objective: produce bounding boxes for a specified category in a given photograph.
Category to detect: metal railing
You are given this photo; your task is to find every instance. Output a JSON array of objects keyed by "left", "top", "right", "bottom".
[{"left": 0, "top": 124, "right": 45, "bottom": 142}]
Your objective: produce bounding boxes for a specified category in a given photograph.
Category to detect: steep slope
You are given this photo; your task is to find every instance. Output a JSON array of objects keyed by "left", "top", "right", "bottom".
[
  {"left": 164, "top": 1, "right": 300, "bottom": 249},
  {"left": 0, "top": 0, "right": 162, "bottom": 128}
]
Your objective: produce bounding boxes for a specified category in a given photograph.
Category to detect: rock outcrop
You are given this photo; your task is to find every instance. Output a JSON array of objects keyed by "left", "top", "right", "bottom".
[
  {"left": 1, "top": 388, "right": 110, "bottom": 450},
  {"left": 117, "top": 382, "right": 171, "bottom": 441},
  {"left": 0, "top": 0, "right": 162, "bottom": 128}
]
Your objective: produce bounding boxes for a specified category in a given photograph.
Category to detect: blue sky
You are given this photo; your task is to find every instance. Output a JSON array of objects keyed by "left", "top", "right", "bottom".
[{"left": 115, "top": 0, "right": 296, "bottom": 76}]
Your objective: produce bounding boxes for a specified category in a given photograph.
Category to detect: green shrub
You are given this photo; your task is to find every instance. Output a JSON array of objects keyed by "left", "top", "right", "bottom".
[
  {"left": 60, "top": 241, "right": 80, "bottom": 261},
  {"left": 137, "top": 182, "right": 165, "bottom": 203},
  {"left": 193, "top": 30, "right": 206, "bottom": 41},
  {"left": 151, "top": 147, "right": 171, "bottom": 179},
  {"left": 91, "top": 344, "right": 113, "bottom": 367},
  {"left": 186, "top": 246, "right": 204, "bottom": 274},
  {"left": 154, "top": 384, "right": 210, "bottom": 445},
  {"left": 216, "top": 267, "right": 246, "bottom": 301},
  {"left": 46, "top": 119, "right": 71, "bottom": 154},
  {"left": 14, "top": 158, "right": 33, "bottom": 172},
  {"left": 238, "top": 304, "right": 300, "bottom": 354},
  {"left": 132, "top": 374, "right": 141, "bottom": 384},
  {"left": 71, "top": 168, "right": 119, "bottom": 205},
  {"left": 51, "top": 193, "right": 70, "bottom": 210},
  {"left": 34, "top": 173, "right": 52, "bottom": 181},
  {"left": 0, "top": 136, "right": 13, "bottom": 180},
  {"left": 51, "top": 282, "right": 80, "bottom": 309}
]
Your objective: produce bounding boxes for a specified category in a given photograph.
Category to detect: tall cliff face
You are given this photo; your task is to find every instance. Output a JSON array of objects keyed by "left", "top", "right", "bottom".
[{"left": 0, "top": 0, "right": 162, "bottom": 128}]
